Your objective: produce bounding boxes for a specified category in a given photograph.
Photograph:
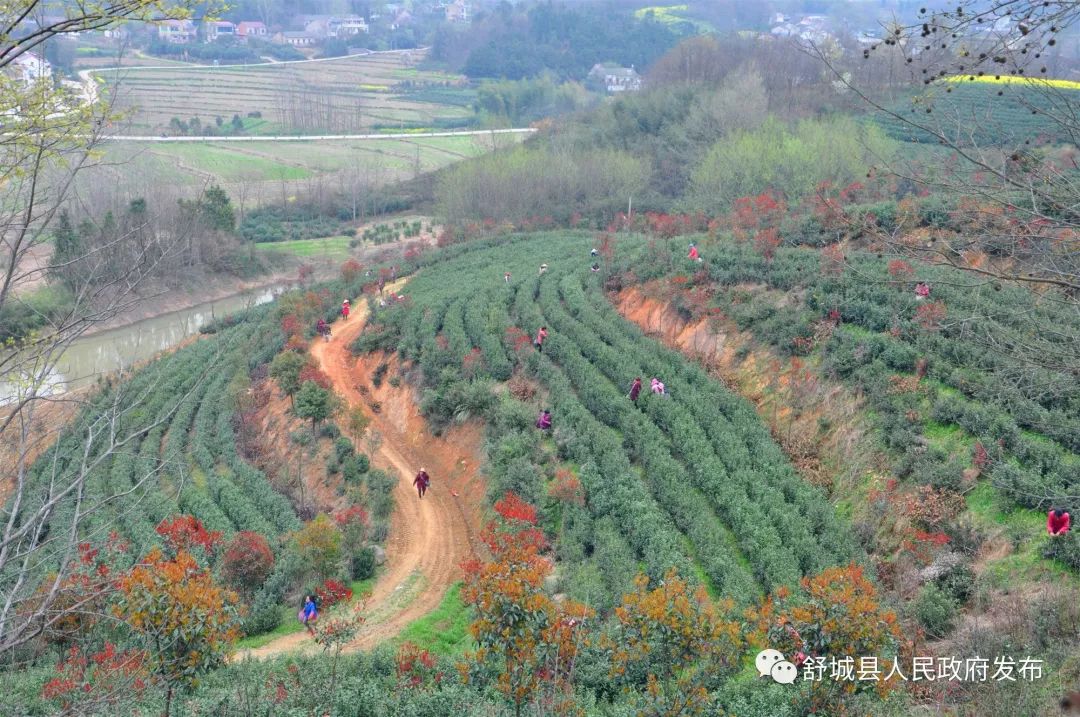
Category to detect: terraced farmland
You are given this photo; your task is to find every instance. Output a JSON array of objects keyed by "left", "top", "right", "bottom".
[
  {"left": 86, "top": 132, "right": 524, "bottom": 203},
  {"left": 98, "top": 51, "right": 474, "bottom": 134},
  {"left": 364, "top": 233, "right": 858, "bottom": 609}
]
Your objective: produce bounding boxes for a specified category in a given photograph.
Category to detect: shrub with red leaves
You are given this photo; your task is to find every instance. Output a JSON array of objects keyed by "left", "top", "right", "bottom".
[
  {"left": 42, "top": 643, "right": 148, "bottom": 713},
  {"left": 155, "top": 515, "right": 221, "bottom": 555},
  {"left": 341, "top": 259, "right": 363, "bottom": 286},
  {"left": 396, "top": 641, "right": 443, "bottom": 690},
  {"left": 753, "top": 228, "right": 782, "bottom": 262},
  {"left": 316, "top": 579, "right": 353, "bottom": 609},
  {"left": 494, "top": 491, "right": 538, "bottom": 525},
  {"left": 548, "top": 469, "right": 585, "bottom": 507},
  {"left": 887, "top": 259, "right": 914, "bottom": 281},
  {"left": 220, "top": 531, "right": 274, "bottom": 595},
  {"left": 436, "top": 227, "right": 456, "bottom": 247},
  {"left": 973, "top": 442, "right": 989, "bottom": 471},
  {"left": 280, "top": 314, "right": 303, "bottom": 341},
  {"left": 505, "top": 327, "right": 532, "bottom": 354},
  {"left": 820, "top": 244, "right": 845, "bottom": 276},
  {"left": 915, "top": 301, "right": 947, "bottom": 330},
  {"left": 462, "top": 347, "right": 484, "bottom": 378}
]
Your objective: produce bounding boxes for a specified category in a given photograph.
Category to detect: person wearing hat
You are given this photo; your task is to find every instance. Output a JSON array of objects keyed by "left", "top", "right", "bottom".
[
  {"left": 341, "top": 299, "right": 350, "bottom": 320},
  {"left": 413, "top": 467, "right": 430, "bottom": 499}
]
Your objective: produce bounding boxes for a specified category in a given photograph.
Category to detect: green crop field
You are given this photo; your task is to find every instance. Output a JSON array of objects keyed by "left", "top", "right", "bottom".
[
  {"left": 254, "top": 235, "right": 353, "bottom": 259},
  {"left": 85, "top": 133, "right": 525, "bottom": 203},
  {"left": 98, "top": 51, "right": 476, "bottom": 134},
  {"left": 6, "top": 227, "right": 1077, "bottom": 716}
]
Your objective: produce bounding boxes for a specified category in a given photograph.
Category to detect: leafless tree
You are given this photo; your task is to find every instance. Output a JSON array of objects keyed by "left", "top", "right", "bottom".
[
  {"left": 1, "top": 0, "right": 214, "bottom": 654},
  {"left": 808, "top": 3, "right": 1080, "bottom": 376}
]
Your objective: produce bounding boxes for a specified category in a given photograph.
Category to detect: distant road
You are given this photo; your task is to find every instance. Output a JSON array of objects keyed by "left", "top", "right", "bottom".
[
  {"left": 100, "top": 128, "right": 537, "bottom": 142},
  {"left": 86, "top": 47, "right": 430, "bottom": 75}
]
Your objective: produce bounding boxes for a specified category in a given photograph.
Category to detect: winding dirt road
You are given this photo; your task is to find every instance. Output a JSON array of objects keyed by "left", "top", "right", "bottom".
[{"left": 237, "top": 290, "right": 485, "bottom": 659}]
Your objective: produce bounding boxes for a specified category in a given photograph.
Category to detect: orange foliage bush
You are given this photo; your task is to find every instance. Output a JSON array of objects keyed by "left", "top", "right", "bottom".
[
  {"left": 548, "top": 469, "right": 585, "bottom": 507},
  {"left": 460, "top": 492, "right": 592, "bottom": 716},
  {"left": 748, "top": 563, "right": 902, "bottom": 716},
  {"left": 115, "top": 547, "right": 240, "bottom": 713},
  {"left": 607, "top": 570, "right": 743, "bottom": 716}
]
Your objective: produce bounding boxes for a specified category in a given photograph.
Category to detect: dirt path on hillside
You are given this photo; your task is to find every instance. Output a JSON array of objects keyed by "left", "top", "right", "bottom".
[{"left": 238, "top": 287, "right": 486, "bottom": 659}]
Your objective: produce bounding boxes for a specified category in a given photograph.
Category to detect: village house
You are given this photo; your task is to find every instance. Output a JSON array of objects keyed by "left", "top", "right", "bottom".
[
  {"left": 12, "top": 52, "right": 51, "bottom": 86},
  {"left": 202, "top": 20, "right": 235, "bottom": 42},
  {"left": 297, "top": 14, "right": 369, "bottom": 38},
  {"left": 587, "top": 63, "right": 642, "bottom": 93},
  {"left": 769, "top": 14, "right": 835, "bottom": 44},
  {"left": 235, "top": 21, "right": 268, "bottom": 41},
  {"left": 274, "top": 31, "right": 316, "bottom": 47},
  {"left": 333, "top": 16, "right": 369, "bottom": 36},
  {"left": 157, "top": 18, "right": 196, "bottom": 43},
  {"left": 292, "top": 14, "right": 332, "bottom": 38}
]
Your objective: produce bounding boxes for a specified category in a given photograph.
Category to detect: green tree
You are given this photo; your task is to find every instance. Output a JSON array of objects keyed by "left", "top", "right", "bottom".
[
  {"left": 202, "top": 185, "right": 236, "bottom": 232},
  {"left": 295, "top": 380, "right": 334, "bottom": 430},
  {"left": 270, "top": 351, "right": 306, "bottom": 406},
  {"left": 686, "top": 116, "right": 894, "bottom": 212},
  {"left": 291, "top": 514, "right": 343, "bottom": 583}
]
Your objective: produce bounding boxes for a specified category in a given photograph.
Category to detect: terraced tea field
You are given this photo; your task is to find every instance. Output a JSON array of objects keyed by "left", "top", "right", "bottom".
[{"left": 877, "top": 79, "right": 1080, "bottom": 147}]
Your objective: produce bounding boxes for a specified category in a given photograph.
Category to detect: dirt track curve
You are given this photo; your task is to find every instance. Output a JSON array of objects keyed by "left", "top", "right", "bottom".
[{"left": 237, "top": 289, "right": 485, "bottom": 659}]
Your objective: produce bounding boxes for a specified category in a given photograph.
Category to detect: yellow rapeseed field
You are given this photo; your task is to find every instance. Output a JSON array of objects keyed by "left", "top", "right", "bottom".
[{"left": 945, "top": 74, "right": 1080, "bottom": 91}]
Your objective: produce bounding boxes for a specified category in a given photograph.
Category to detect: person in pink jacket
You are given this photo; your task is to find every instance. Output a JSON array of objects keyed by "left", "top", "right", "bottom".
[{"left": 1048, "top": 508, "right": 1071, "bottom": 536}]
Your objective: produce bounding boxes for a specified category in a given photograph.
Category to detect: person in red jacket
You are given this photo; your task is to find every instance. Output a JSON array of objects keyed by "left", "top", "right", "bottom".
[
  {"left": 413, "top": 468, "right": 430, "bottom": 499},
  {"left": 628, "top": 377, "right": 642, "bottom": 401},
  {"left": 534, "top": 326, "right": 548, "bottom": 352},
  {"left": 536, "top": 409, "right": 552, "bottom": 430},
  {"left": 1048, "top": 508, "right": 1071, "bottom": 536},
  {"left": 341, "top": 299, "right": 350, "bottom": 320},
  {"left": 688, "top": 243, "right": 700, "bottom": 262}
]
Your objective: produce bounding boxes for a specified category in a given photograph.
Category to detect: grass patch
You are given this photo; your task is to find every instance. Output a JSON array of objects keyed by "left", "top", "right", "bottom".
[
  {"left": 966, "top": 481, "right": 1043, "bottom": 531},
  {"left": 155, "top": 143, "right": 312, "bottom": 181},
  {"left": 393, "top": 582, "right": 472, "bottom": 657},
  {"left": 350, "top": 575, "right": 377, "bottom": 599},
  {"left": 682, "top": 535, "right": 719, "bottom": 600},
  {"left": 254, "top": 236, "right": 353, "bottom": 259},
  {"left": 922, "top": 420, "right": 964, "bottom": 441}
]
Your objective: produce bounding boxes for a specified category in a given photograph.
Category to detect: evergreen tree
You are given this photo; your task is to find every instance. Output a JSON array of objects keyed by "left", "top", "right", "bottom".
[
  {"left": 202, "top": 185, "right": 235, "bottom": 232},
  {"left": 49, "top": 211, "right": 82, "bottom": 287}
]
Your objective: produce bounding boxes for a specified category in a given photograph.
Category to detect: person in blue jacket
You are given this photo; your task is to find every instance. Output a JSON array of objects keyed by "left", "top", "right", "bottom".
[{"left": 301, "top": 594, "right": 318, "bottom": 635}]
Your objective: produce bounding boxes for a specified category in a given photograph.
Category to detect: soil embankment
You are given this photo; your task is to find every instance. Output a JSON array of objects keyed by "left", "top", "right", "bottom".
[{"left": 614, "top": 284, "right": 879, "bottom": 495}]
